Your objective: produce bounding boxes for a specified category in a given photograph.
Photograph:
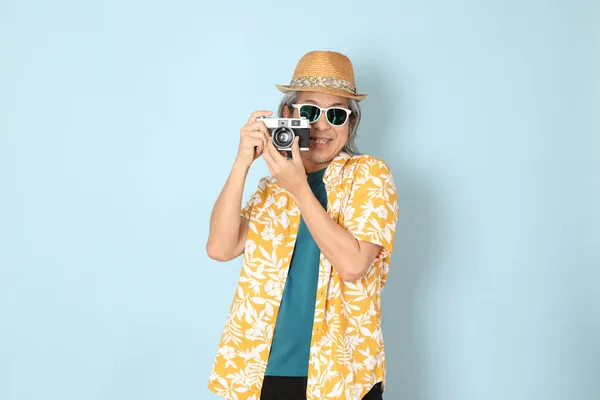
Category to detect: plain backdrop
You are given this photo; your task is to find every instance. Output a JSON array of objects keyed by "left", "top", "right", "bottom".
[{"left": 1, "top": 1, "right": 598, "bottom": 399}]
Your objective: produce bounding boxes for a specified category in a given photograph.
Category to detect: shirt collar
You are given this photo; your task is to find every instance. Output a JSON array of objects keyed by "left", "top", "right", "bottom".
[{"left": 323, "top": 151, "right": 352, "bottom": 188}]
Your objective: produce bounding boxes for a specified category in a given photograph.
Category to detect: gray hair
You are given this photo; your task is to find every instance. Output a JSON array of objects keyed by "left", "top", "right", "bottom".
[{"left": 277, "top": 91, "right": 362, "bottom": 155}]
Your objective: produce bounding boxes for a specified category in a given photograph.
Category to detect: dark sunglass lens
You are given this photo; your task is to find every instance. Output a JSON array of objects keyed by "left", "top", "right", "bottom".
[
  {"left": 299, "top": 105, "right": 320, "bottom": 122},
  {"left": 326, "top": 108, "right": 348, "bottom": 126}
]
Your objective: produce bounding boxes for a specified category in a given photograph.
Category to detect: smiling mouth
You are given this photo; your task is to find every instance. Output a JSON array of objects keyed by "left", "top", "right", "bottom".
[{"left": 310, "top": 138, "right": 331, "bottom": 144}]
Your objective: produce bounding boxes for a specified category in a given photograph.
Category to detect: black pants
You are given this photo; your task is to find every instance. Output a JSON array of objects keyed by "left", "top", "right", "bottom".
[{"left": 260, "top": 376, "right": 383, "bottom": 400}]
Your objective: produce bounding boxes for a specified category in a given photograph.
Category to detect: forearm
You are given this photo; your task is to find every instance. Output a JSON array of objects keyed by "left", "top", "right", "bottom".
[
  {"left": 293, "top": 184, "right": 368, "bottom": 281},
  {"left": 206, "top": 161, "right": 249, "bottom": 258}
]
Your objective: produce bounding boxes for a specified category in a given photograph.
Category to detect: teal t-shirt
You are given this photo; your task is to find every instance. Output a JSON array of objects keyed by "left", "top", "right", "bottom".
[{"left": 264, "top": 167, "right": 328, "bottom": 377}]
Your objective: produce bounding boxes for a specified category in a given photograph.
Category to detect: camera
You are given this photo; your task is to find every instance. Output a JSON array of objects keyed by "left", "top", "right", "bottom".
[{"left": 256, "top": 116, "right": 310, "bottom": 151}]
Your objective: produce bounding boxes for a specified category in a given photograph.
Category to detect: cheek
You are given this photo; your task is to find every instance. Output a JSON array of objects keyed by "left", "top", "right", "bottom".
[{"left": 333, "top": 127, "right": 349, "bottom": 144}]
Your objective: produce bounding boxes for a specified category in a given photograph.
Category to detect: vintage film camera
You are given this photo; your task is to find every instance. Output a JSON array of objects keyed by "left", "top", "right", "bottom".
[{"left": 256, "top": 116, "right": 310, "bottom": 151}]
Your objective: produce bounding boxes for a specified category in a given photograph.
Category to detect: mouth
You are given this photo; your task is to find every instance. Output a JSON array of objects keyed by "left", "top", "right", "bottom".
[{"left": 310, "top": 137, "right": 332, "bottom": 145}]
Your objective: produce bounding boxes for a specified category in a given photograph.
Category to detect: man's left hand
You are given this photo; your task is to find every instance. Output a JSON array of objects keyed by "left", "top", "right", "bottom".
[{"left": 262, "top": 133, "right": 308, "bottom": 200}]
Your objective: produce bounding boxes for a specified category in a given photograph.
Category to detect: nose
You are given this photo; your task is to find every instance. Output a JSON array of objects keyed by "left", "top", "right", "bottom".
[{"left": 313, "top": 112, "right": 329, "bottom": 131}]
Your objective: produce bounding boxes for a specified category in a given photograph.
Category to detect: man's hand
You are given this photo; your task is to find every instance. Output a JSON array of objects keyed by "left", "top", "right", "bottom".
[
  {"left": 235, "top": 111, "right": 271, "bottom": 168},
  {"left": 261, "top": 133, "right": 308, "bottom": 201}
]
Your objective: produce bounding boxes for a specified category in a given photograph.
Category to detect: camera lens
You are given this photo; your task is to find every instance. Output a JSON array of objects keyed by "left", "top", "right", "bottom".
[{"left": 272, "top": 127, "right": 294, "bottom": 148}]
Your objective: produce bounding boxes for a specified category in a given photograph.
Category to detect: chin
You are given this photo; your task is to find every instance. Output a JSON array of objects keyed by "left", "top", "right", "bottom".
[{"left": 309, "top": 152, "right": 336, "bottom": 165}]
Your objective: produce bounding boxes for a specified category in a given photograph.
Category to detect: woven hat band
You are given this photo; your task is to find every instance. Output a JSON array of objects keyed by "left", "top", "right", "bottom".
[{"left": 289, "top": 76, "right": 357, "bottom": 95}]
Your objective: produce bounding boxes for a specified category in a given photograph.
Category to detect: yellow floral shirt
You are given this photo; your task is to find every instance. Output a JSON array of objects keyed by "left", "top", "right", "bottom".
[{"left": 208, "top": 152, "right": 399, "bottom": 400}]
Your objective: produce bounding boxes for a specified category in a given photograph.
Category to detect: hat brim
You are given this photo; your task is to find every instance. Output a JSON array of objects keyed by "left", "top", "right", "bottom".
[{"left": 275, "top": 84, "right": 367, "bottom": 101}]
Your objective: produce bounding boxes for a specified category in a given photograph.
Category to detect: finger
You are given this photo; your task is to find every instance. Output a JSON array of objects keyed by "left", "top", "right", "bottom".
[
  {"left": 261, "top": 142, "right": 276, "bottom": 169},
  {"left": 244, "top": 134, "right": 265, "bottom": 146},
  {"left": 265, "top": 132, "right": 285, "bottom": 163},
  {"left": 291, "top": 136, "right": 302, "bottom": 164},
  {"left": 245, "top": 130, "right": 267, "bottom": 142},
  {"left": 243, "top": 122, "right": 270, "bottom": 140},
  {"left": 253, "top": 132, "right": 268, "bottom": 157},
  {"left": 260, "top": 131, "right": 268, "bottom": 153},
  {"left": 255, "top": 141, "right": 265, "bottom": 156},
  {"left": 246, "top": 137, "right": 265, "bottom": 155},
  {"left": 246, "top": 110, "right": 273, "bottom": 125},
  {"left": 242, "top": 121, "right": 268, "bottom": 135},
  {"left": 247, "top": 129, "right": 268, "bottom": 153}
]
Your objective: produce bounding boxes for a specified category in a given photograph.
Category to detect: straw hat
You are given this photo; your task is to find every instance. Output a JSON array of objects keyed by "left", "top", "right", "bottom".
[{"left": 276, "top": 50, "right": 367, "bottom": 101}]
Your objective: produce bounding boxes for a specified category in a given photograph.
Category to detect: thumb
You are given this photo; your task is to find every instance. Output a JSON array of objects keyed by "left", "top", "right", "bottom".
[{"left": 291, "top": 136, "right": 302, "bottom": 164}]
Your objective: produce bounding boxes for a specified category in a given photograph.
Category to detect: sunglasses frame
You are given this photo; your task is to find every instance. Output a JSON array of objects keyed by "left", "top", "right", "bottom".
[{"left": 292, "top": 103, "right": 352, "bottom": 127}]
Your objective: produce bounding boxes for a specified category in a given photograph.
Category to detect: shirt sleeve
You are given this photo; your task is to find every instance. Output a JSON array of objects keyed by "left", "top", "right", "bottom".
[
  {"left": 342, "top": 157, "right": 399, "bottom": 258},
  {"left": 241, "top": 177, "right": 268, "bottom": 220}
]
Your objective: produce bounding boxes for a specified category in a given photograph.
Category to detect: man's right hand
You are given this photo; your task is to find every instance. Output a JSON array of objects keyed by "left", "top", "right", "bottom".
[{"left": 235, "top": 110, "right": 272, "bottom": 168}]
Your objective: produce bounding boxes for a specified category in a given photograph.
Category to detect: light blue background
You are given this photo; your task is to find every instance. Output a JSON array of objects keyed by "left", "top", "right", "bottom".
[{"left": 1, "top": 1, "right": 598, "bottom": 399}]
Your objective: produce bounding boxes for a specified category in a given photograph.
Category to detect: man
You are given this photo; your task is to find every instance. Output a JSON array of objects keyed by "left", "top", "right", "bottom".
[{"left": 206, "top": 50, "right": 399, "bottom": 400}]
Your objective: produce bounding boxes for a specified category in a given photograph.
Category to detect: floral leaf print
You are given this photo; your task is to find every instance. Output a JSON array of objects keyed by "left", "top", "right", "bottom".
[{"left": 209, "top": 153, "right": 398, "bottom": 400}]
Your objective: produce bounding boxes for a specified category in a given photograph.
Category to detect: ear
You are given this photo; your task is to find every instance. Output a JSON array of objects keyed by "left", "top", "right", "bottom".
[{"left": 282, "top": 105, "right": 292, "bottom": 118}]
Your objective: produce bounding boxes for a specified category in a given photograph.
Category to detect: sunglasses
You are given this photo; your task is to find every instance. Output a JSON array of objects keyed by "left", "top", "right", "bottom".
[{"left": 292, "top": 103, "right": 352, "bottom": 127}]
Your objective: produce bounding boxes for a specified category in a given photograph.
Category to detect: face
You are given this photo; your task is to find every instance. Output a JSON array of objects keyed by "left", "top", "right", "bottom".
[{"left": 284, "top": 91, "right": 351, "bottom": 173}]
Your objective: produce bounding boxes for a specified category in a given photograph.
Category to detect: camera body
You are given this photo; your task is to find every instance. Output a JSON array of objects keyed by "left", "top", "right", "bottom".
[{"left": 257, "top": 116, "right": 310, "bottom": 151}]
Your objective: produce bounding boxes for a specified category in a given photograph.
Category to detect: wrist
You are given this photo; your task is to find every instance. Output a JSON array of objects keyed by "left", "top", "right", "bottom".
[
  {"left": 232, "top": 158, "right": 251, "bottom": 173},
  {"left": 291, "top": 180, "right": 311, "bottom": 206}
]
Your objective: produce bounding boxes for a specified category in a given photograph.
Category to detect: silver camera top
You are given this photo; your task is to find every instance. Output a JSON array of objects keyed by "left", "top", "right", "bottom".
[{"left": 256, "top": 116, "right": 310, "bottom": 129}]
